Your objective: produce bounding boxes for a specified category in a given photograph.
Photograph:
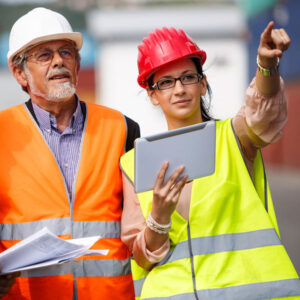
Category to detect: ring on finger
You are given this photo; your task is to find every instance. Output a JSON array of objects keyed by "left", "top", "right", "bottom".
[{"left": 170, "top": 183, "right": 175, "bottom": 191}]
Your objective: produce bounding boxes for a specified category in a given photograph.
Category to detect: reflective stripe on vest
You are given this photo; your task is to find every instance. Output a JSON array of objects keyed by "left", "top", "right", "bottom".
[
  {"left": 20, "top": 262, "right": 73, "bottom": 278},
  {"left": 20, "top": 257, "right": 131, "bottom": 278},
  {"left": 72, "top": 220, "right": 121, "bottom": 238},
  {"left": 157, "top": 228, "right": 281, "bottom": 266},
  {"left": 0, "top": 219, "right": 121, "bottom": 240},
  {"left": 73, "top": 257, "right": 131, "bottom": 277},
  {"left": 120, "top": 118, "right": 300, "bottom": 300},
  {"left": 0, "top": 218, "right": 71, "bottom": 240},
  {"left": 0, "top": 103, "right": 134, "bottom": 299},
  {"left": 133, "top": 228, "right": 282, "bottom": 298},
  {"left": 1, "top": 218, "right": 128, "bottom": 279},
  {"left": 140, "top": 279, "right": 300, "bottom": 300}
]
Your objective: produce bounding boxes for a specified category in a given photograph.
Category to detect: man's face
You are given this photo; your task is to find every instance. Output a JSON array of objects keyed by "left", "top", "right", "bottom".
[{"left": 23, "top": 39, "right": 79, "bottom": 103}]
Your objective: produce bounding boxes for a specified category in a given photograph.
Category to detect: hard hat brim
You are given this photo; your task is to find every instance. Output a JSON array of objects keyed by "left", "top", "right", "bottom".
[
  {"left": 7, "top": 32, "right": 83, "bottom": 62},
  {"left": 138, "top": 51, "right": 206, "bottom": 89}
]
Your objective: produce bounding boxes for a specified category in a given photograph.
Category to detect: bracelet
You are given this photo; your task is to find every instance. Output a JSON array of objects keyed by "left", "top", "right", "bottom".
[
  {"left": 146, "top": 213, "right": 171, "bottom": 235},
  {"left": 257, "top": 55, "right": 279, "bottom": 76}
]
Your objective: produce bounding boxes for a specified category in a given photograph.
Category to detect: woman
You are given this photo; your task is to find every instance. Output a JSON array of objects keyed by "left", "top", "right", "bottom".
[{"left": 120, "top": 22, "right": 300, "bottom": 299}]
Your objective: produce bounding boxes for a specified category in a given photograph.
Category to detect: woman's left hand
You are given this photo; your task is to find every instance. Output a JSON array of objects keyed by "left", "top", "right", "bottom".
[
  {"left": 257, "top": 21, "right": 291, "bottom": 69},
  {"left": 151, "top": 162, "right": 188, "bottom": 225}
]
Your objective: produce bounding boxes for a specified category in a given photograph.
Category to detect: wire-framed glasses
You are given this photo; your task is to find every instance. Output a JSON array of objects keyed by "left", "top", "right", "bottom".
[{"left": 25, "top": 46, "right": 77, "bottom": 65}]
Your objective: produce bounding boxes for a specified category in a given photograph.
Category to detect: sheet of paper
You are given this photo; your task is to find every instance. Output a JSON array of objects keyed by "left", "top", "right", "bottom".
[
  {"left": 0, "top": 227, "right": 108, "bottom": 274},
  {"left": 7, "top": 249, "right": 109, "bottom": 273}
]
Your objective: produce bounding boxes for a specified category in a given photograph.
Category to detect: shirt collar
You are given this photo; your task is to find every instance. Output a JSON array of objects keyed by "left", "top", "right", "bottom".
[{"left": 32, "top": 95, "right": 83, "bottom": 133}]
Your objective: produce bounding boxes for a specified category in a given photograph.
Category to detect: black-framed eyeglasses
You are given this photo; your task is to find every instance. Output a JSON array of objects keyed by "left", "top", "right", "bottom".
[
  {"left": 25, "top": 46, "right": 77, "bottom": 65},
  {"left": 152, "top": 73, "right": 203, "bottom": 90}
]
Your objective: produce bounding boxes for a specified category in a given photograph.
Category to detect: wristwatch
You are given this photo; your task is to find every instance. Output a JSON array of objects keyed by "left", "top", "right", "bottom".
[{"left": 257, "top": 56, "right": 279, "bottom": 76}]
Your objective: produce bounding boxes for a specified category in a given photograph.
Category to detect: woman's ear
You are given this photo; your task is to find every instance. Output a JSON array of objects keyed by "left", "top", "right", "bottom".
[
  {"left": 147, "top": 88, "right": 160, "bottom": 106},
  {"left": 200, "top": 74, "right": 207, "bottom": 96}
]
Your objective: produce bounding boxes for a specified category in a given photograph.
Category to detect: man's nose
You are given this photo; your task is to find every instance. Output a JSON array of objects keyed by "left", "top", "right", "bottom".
[{"left": 51, "top": 51, "right": 64, "bottom": 67}]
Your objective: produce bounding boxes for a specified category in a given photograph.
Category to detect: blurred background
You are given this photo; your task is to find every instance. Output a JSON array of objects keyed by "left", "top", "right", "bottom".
[{"left": 0, "top": 0, "right": 299, "bottom": 272}]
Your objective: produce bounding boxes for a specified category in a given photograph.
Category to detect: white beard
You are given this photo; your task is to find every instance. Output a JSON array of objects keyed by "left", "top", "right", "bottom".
[
  {"left": 44, "top": 81, "right": 76, "bottom": 102},
  {"left": 24, "top": 65, "right": 76, "bottom": 102}
]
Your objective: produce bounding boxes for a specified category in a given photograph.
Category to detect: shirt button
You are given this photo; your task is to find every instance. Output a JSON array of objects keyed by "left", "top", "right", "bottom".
[
  {"left": 46, "top": 129, "right": 51, "bottom": 133},
  {"left": 64, "top": 163, "right": 69, "bottom": 168}
]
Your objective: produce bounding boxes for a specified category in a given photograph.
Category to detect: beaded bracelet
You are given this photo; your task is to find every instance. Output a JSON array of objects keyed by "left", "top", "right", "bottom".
[{"left": 146, "top": 212, "right": 171, "bottom": 235}]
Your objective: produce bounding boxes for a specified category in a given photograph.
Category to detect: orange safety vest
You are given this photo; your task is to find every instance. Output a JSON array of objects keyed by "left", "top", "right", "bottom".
[{"left": 0, "top": 102, "right": 135, "bottom": 299}]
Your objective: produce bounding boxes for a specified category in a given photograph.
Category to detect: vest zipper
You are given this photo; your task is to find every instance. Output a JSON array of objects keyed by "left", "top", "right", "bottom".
[
  {"left": 71, "top": 102, "right": 88, "bottom": 300},
  {"left": 187, "top": 222, "right": 199, "bottom": 300},
  {"left": 24, "top": 102, "right": 83, "bottom": 300}
]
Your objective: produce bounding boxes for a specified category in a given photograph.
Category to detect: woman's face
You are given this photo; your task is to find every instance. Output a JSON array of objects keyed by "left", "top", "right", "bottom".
[{"left": 147, "top": 57, "right": 207, "bottom": 129}]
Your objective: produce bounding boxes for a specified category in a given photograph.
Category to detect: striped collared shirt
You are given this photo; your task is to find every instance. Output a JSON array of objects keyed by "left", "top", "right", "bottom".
[{"left": 32, "top": 97, "right": 84, "bottom": 203}]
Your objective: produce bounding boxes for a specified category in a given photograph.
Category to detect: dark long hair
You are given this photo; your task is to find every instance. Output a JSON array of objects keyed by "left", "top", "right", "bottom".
[
  {"left": 190, "top": 57, "right": 214, "bottom": 121},
  {"left": 147, "top": 57, "right": 214, "bottom": 121}
]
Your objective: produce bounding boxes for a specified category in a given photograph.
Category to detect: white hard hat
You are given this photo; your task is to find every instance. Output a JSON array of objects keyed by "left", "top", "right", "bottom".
[{"left": 7, "top": 7, "right": 83, "bottom": 62}]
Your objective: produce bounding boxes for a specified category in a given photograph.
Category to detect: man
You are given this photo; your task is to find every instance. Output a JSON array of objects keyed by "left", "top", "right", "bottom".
[{"left": 0, "top": 7, "right": 139, "bottom": 299}]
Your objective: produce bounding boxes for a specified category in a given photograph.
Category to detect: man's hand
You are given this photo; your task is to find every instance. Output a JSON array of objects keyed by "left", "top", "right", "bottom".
[
  {"left": 0, "top": 270, "right": 20, "bottom": 298},
  {"left": 258, "top": 21, "right": 291, "bottom": 69}
]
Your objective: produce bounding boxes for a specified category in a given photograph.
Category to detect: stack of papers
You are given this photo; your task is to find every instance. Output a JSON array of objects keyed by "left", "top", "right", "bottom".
[{"left": 0, "top": 227, "right": 108, "bottom": 274}]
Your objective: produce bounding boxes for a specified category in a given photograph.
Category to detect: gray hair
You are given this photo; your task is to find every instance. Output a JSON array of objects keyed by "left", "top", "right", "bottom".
[{"left": 11, "top": 51, "right": 28, "bottom": 70}]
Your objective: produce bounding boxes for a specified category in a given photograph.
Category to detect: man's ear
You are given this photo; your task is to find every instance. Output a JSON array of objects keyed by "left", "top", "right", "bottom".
[
  {"left": 76, "top": 60, "right": 80, "bottom": 74},
  {"left": 75, "top": 61, "right": 80, "bottom": 86},
  {"left": 11, "top": 65, "right": 28, "bottom": 89},
  {"left": 146, "top": 88, "right": 160, "bottom": 106}
]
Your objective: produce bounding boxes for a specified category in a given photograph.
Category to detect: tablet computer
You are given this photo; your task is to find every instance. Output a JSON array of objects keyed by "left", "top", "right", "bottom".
[{"left": 134, "top": 121, "right": 216, "bottom": 193}]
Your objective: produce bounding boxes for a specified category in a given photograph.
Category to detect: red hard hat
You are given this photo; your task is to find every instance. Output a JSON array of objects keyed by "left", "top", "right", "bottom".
[{"left": 137, "top": 27, "right": 206, "bottom": 88}]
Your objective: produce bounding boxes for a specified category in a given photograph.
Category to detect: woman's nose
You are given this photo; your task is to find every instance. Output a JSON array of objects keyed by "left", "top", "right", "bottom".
[{"left": 173, "top": 78, "right": 185, "bottom": 93}]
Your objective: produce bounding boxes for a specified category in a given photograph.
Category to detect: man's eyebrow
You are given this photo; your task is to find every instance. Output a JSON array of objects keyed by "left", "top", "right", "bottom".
[
  {"left": 60, "top": 44, "right": 75, "bottom": 48},
  {"left": 34, "top": 47, "right": 51, "bottom": 52},
  {"left": 33, "top": 44, "right": 73, "bottom": 52}
]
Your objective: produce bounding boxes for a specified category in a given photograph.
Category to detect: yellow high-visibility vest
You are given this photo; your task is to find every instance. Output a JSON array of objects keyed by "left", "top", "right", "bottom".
[{"left": 120, "top": 118, "right": 300, "bottom": 300}]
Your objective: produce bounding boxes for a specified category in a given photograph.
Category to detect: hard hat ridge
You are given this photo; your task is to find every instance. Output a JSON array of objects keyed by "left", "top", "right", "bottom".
[
  {"left": 7, "top": 7, "right": 83, "bottom": 62},
  {"left": 137, "top": 27, "right": 206, "bottom": 88}
]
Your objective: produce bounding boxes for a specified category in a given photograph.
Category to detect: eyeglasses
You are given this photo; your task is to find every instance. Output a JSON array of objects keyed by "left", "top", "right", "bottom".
[
  {"left": 152, "top": 73, "right": 203, "bottom": 90},
  {"left": 25, "top": 46, "right": 77, "bottom": 65}
]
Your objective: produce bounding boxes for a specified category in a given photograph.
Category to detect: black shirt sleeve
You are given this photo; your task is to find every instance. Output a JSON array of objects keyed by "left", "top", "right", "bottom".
[{"left": 124, "top": 115, "right": 140, "bottom": 152}]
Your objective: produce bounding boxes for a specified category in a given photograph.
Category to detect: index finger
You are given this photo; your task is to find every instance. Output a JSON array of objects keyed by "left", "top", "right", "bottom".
[{"left": 261, "top": 21, "right": 274, "bottom": 41}]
